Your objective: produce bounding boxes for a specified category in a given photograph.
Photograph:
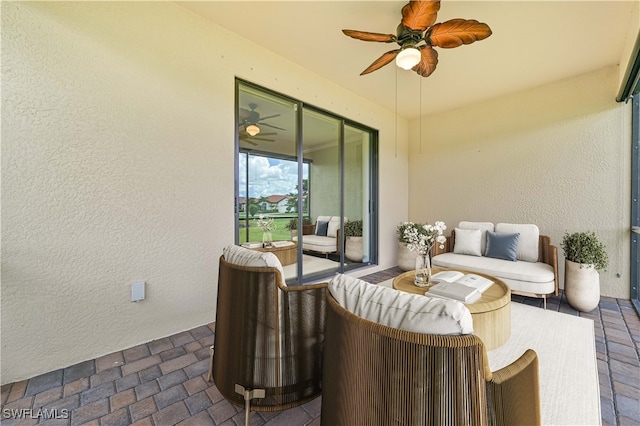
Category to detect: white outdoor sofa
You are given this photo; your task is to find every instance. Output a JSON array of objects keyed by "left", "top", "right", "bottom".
[
  {"left": 292, "top": 215, "right": 345, "bottom": 256},
  {"left": 431, "top": 221, "right": 559, "bottom": 308}
]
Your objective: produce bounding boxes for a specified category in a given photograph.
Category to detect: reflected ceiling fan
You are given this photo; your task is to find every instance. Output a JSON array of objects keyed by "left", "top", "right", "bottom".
[
  {"left": 342, "top": 0, "right": 492, "bottom": 77},
  {"left": 239, "top": 103, "right": 286, "bottom": 142},
  {"left": 239, "top": 129, "right": 278, "bottom": 146}
]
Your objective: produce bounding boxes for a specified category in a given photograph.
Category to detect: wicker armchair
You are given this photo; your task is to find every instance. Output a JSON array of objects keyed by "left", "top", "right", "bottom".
[
  {"left": 209, "top": 249, "right": 327, "bottom": 425},
  {"left": 321, "top": 290, "right": 540, "bottom": 426}
]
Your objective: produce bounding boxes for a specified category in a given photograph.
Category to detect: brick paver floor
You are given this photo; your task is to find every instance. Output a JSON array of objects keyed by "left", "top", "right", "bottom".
[{"left": 1, "top": 267, "right": 638, "bottom": 425}]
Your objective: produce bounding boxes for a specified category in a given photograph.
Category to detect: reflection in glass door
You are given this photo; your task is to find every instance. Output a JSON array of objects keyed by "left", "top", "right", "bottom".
[{"left": 235, "top": 79, "right": 378, "bottom": 284}]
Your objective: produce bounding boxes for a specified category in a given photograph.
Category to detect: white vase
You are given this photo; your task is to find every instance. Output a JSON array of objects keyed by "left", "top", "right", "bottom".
[
  {"left": 564, "top": 259, "right": 600, "bottom": 312},
  {"left": 345, "top": 236, "right": 363, "bottom": 262},
  {"left": 398, "top": 242, "right": 415, "bottom": 271}
]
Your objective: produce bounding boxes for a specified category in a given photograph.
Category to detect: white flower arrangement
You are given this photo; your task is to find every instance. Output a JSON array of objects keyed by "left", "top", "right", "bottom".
[
  {"left": 397, "top": 221, "right": 447, "bottom": 254},
  {"left": 256, "top": 214, "right": 276, "bottom": 233}
]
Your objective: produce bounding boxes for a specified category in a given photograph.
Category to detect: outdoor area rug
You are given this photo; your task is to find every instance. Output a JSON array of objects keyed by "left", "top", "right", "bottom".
[
  {"left": 377, "top": 279, "right": 600, "bottom": 425},
  {"left": 489, "top": 302, "right": 600, "bottom": 425}
]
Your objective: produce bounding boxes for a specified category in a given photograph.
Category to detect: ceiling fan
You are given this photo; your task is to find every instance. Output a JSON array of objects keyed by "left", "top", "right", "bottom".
[
  {"left": 342, "top": 0, "right": 492, "bottom": 77},
  {"left": 239, "top": 103, "right": 286, "bottom": 139},
  {"left": 239, "top": 129, "right": 278, "bottom": 146}
]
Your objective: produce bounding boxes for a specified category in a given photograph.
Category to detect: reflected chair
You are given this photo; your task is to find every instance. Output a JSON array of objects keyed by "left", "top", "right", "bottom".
[
  {"left": 209, "top": 245, "right": 327, "bottom": 425},
  {"left": 321, "top": 275, "right": 540, "bottom": 426}
]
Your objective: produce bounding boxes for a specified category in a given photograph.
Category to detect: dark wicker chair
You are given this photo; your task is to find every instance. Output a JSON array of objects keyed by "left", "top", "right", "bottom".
[
  {"left": 321, "top": 291, "right": 540, "bottom": 426},
  {"left": 209, "top": 253, "right": 327, "bottom": 425}
]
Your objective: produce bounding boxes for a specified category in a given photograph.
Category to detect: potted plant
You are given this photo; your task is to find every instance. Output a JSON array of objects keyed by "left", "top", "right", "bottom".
[
  {"left": 561, "top": 231, "right": 609, "bottom": 312},
  {"left": 344, "top": 220, "right": 363, "bottom": 262},
  {"left": 396, "top": 222, "right": 416, "bottom": 271},
  {"left": 286, "top": 217, "right": 313, "bottom": 237}
]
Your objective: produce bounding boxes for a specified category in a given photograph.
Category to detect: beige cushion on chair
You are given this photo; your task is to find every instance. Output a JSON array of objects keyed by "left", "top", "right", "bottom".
[
  {"left": 329, "top": 274, "right": 473, "bottom": 335},
  {"left": 222, "top": 244, "right": 285, "bottom": 280}
]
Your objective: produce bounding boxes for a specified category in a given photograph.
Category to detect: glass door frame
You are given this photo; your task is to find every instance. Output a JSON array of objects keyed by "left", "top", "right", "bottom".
[
  {"left": 234, "top": 78, "right": 378, "bottom": 284},
  {"left": 631, "top": 96, "right": 639, "bottom": 313}
]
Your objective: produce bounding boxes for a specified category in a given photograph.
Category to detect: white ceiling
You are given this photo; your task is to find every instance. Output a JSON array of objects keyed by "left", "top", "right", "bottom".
[{"left": 178, "top": 1, "right": 636, "bottom": 119}]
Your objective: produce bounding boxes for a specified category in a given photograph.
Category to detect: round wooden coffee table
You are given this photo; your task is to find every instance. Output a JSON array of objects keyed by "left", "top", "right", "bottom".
[
  {"left": 252, "top": 242, "right": 297, "bottom": 266},
  {"left": 392, "top": 268, "right": 511, "bottom": 350}
]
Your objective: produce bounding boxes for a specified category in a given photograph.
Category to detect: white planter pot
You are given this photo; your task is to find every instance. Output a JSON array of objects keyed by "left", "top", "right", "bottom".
[
  {"left": 345, "top": 237, "right": 363, "bottom": 262},
  {"left": 398, "top": 242, "right": 415, "bottom": 271},
  {"left": 564, "top": 259, "right": 600, "bottom": 312}
]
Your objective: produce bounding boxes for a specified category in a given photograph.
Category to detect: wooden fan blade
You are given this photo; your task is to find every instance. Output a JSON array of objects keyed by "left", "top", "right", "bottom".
[
  {"left": 260, "top": 123, "right": 286, "bottom": 131},
  {"left": 428, "top": 19, "right": 492, "bottom": 49},
  {"left": 258, "top": 114, "right": 280, "bottom": 121},
  {"left": 241, "top": 139, "right": 258, "bottom": 146},
  {"left": 413, "top": 46, "right": 438, "bottom": 77},
  {"left": 342, "top": 29, "right": 396, "bottom": 43},
  {"left": 360, "top": 49, "right": 400, "bottom": 75},
  {"left": 401, "top": 0, "right": 441, "bottom": 31}
]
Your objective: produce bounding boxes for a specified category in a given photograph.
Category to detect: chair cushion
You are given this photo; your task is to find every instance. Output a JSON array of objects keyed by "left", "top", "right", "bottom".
[
  {"left": 496, "top": 223, "right": 539, "bottom": 262},
  {"left": 223, "top": 244, "right": 285, "bottom": 280},
  {"left": 458, "top": 221, "right": 494, "bottom": 255},
  {"left": 453, "top": 228, "right": 482, "bottom": 256},
  {"left": 329, "top": 274, "right": 473, "bottom": 335},
  {"left": 485, "top": 231, "right": 520, "bottom": 261}
]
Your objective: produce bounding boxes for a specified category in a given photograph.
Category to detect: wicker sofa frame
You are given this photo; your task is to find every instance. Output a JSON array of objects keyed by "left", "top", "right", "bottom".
[
  {"left": 209, "top": 255, "right": 327, "bottom": 420},
  {"left": 321, "top": 291, "right": 541, "bottom": 425}
]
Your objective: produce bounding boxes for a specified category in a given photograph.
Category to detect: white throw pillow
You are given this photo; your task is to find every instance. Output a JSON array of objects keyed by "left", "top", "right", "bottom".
[
  {"left": 329, "top": 274, "right": 473, "bottom": 335},
  {"left": 495, "top": 223, "right": 539, "bottom": 262},
  {"left": 222, "top": 244, "right": 285, "bottom": 281},
  {"left": 458, "top": 221, "right": 494, "bottom": 255},
  {"left": 453, "top": 228, "right": 483, "bottom": 256}
]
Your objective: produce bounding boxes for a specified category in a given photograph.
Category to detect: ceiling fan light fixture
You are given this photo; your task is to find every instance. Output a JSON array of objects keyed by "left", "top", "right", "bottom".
[
  {"left": 396, "top": 46, "right": 421, "bottom": 70},
  {"left": 246, "top": 124, "right": 260, "bottom": 136}
]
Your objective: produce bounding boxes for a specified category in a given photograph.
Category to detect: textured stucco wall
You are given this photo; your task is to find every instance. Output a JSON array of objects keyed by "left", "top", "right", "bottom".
[
  {"left": 1, "top": 2, "right": 409, "bottom": 384},
  {"left": 408, "top": 66, "right": 632, "bottom": 299}
]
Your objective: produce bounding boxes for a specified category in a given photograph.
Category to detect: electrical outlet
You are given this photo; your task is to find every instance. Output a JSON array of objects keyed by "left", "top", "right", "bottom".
[{"left": 131, "top": 281, "right": 145, "bottom": 302}]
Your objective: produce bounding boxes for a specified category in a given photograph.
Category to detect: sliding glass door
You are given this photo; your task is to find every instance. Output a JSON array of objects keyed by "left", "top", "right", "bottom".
[
  {"left": 235, "top": 79, "right": 378, "bottom": 284},
  {"left": 632, "top": 96, "right": 639, "bottom": 313}
]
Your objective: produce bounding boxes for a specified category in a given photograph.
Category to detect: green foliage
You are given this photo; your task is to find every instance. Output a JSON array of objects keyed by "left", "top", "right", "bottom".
[
  {"left": 344, "top": 220, "right": 363, "bottom": 237},
  {"left": 396, "top": 222, "right": 413, "bottom": 243},
  {"left": 561, "top": 231, "right": 609, "bottom": 271},
  {"left": 285, "top": 217, "right": 312, "bottom": 230},
  {"left": 248, "top": 204, "right": 259, "bottom": 218}
]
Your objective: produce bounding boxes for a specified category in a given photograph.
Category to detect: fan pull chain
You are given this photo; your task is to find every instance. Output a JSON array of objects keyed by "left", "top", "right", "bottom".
[
  {"left": 395, "top": 66, "right": 398, "bottom": 158},
  {"left": 420, "top": 76, "right": 423, "bottom": 155}
]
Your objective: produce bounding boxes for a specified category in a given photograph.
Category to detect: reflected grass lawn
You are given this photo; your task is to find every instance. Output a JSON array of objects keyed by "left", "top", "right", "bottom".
[{"left": 239, "top": 217, "right": 296, "bottom": 243}]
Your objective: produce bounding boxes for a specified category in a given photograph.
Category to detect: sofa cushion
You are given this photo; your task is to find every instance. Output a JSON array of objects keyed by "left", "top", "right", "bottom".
[
  {"left": 316, "top": 221, "right": 329, "bottom": 236},
  {"left": 329, "top": 274, "right": 473, "bottom": 335},
  {"left": 458, "top": 221, "right": 494, "bottom": 255},
  {"left": 453, "top": 228, "right": 482, "bottom": 256},
  {"left": 432, "top": 252, "right": 555, "bottom": 283},
  {"left": 327, "top": 216, "right": 346, "bottom": 238},
  {"left": 291, "top": 235, "right": 336, "bottom": 253},
  {"left": 485, "top": 231, "right": 520, "bottom": 261},
  {"left": 496, "top": 223, "right": 539, "bottom": 262},
  {"left": 223, "top": 244, "right": 285, "bottom": 280}
]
